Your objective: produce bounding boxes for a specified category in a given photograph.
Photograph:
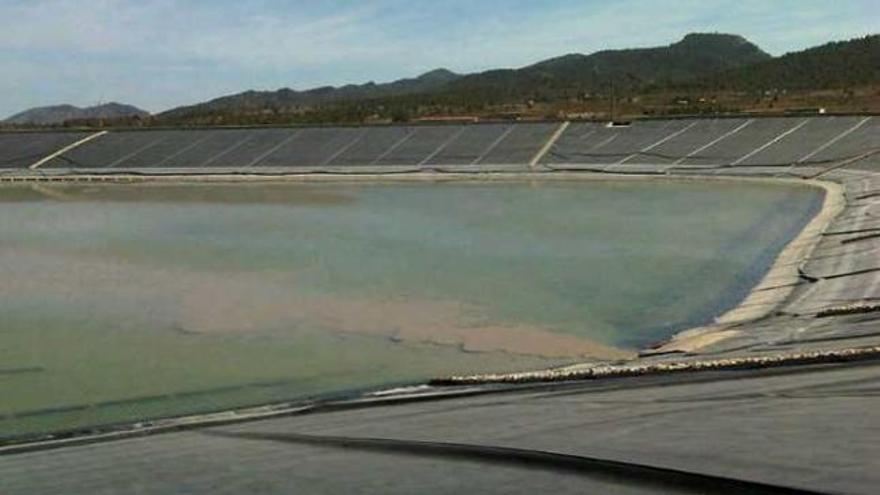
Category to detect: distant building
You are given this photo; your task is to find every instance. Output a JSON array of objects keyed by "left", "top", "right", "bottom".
[
  {"left": 787, "top": 107, "right": 827, "bottom": 115},
  {"left": 414, "top": 115, "right": 480, "bottom": 123},
  {"left": 565, "top": 112, "right": 599, "bottom": 120}
]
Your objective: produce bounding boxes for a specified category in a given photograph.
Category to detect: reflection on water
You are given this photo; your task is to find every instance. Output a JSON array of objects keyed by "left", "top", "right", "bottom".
[
  {"left": 0, "top": 183, "right": 357, "bottom": 205},
  {"left": 0, "top": 180, "right": 821, "bottom": 439}
]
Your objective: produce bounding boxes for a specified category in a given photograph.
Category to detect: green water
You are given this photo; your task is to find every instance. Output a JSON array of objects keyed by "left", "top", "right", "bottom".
[{"left": 0, "top": 180, "right": 821, "bottom": 440}]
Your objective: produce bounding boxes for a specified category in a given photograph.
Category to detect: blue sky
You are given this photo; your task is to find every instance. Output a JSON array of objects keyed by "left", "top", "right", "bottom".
[{"left": 1, "top": 0, "right": 876, "bottom": 117}]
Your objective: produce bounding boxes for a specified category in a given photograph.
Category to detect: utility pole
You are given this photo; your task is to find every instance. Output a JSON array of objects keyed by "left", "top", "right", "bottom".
[{"left": 609, "top": 76, "right": 616, "bottom": 123}]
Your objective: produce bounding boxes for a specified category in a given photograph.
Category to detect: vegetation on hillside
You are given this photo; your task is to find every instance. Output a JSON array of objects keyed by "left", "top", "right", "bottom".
[{"left": 685, "top": 35, "right": 880, "bottom": 91}]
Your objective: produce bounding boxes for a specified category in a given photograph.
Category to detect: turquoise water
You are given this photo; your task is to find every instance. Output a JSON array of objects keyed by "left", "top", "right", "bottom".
[{"left": 0, "top": 180, "right": 821, "bottom": 440}]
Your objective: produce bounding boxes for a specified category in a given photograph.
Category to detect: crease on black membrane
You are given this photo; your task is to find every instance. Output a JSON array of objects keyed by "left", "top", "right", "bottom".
[{"left": 202, "top": 429, "right": 820, "bottom": 495}]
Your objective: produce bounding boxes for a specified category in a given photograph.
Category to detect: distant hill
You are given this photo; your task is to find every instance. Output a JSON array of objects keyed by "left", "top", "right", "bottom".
[
  {"left": 158, "top": 33, "right": 769, "bottom": 122},
  {"left": 4, "top": 103, "right": 149, "bottom": 125},
  {"left": 688, "top": 35, "right": 880, "bottom": 91},
  {"left": 161, "top": 68, "right": 461, "bottom": 121},
  {"left": 437, "top": 33, "right": 772, "bottom": 101}
]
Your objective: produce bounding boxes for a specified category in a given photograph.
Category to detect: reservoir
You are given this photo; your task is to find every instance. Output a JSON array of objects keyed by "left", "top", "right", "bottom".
[{"left": 0, "top": 180, "right": 821, "bottom": 439}]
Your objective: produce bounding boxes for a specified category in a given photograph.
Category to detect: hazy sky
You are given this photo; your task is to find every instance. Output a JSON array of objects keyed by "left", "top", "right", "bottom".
[{"left": 1, "top": 0, "right": 876, "bottom": 117}]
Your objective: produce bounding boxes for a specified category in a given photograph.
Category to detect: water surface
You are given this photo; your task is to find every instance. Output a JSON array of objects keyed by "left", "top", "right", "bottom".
[{"left": 0, "top": 180, "right": 821, "bottom": 439}]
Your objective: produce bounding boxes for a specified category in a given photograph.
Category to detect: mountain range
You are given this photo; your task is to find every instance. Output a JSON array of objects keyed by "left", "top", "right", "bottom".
[
  {"left": 162, "top": 68, "right": 462, "bottom": 120},
  {"left": 5, "top": 32, "right": 879, "bottom": 126},
  {"left": 159, "top": 33, "right": 773, "bottom": 122},
  {"left": 155, "top": 32, "right": 879, "bottom": 124}
]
